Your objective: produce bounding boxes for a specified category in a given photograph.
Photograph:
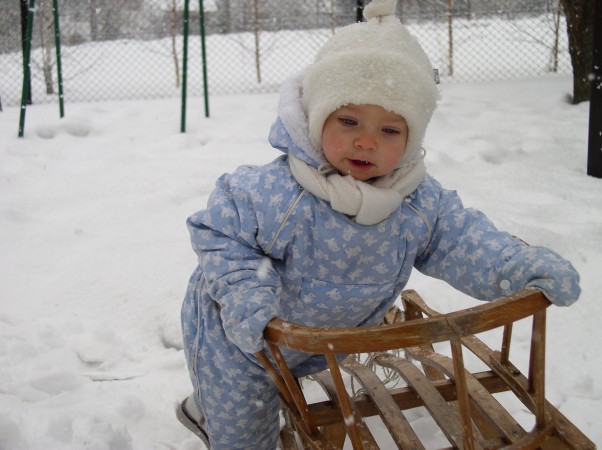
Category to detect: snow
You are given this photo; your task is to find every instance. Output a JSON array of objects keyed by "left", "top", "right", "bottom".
[{"left": 1, "top": 76, "right": 601, "bottom": 449}]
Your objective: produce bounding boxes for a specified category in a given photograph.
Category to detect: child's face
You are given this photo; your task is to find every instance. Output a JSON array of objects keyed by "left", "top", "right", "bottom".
[{"left": 321, "top": 104, "right": 408, "bottom": 181}]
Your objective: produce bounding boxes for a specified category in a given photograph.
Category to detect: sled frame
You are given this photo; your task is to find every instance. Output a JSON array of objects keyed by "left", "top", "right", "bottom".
[{"left": 256, "top": 289, "right": 595, "bottom": 450}]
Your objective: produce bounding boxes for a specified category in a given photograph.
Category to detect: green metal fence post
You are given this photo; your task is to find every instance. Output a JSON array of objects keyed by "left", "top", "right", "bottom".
[
  {"left": 180, "top": 0, "right": 190, "bottom": 132},
  {"left": 199, "top": 0, "right": 209, "bottom": 118},
  {"left": 20, "top": 0, "right": 32, "bottom": 105},
  {"left": 18, "top": 0, "right": 36, "bottom": 137},
  {"left": 53, "top": 0, "right": 65, "bottom": 118}
]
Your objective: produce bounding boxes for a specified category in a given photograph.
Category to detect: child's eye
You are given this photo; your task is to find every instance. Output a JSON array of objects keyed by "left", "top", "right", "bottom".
[
  {"left": 338, "top": 117, "right": 358, "bottom": 127},
  {"left": 382, "top": 127, "right": 401, "bottom": 135}
]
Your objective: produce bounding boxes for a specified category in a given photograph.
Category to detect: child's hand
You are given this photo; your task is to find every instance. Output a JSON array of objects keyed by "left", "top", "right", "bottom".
[
  {"left": 526, "top": 270, "right": 581, "bottom": 307},
  {"left": 513, "top": 247, "right": 581, "bottom": 307},
  {"left": 494, "top": 245, "right": 581, "bottom": 307}
]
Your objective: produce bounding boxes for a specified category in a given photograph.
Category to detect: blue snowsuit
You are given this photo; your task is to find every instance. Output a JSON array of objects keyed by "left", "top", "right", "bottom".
[{"left": 181, "top": 77, "right": 580, "bottom": 450}]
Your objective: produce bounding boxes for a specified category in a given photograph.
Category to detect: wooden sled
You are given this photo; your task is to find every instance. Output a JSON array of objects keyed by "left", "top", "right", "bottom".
[{"left": 255, "top": 289, "right": 596, "bottom": 450}]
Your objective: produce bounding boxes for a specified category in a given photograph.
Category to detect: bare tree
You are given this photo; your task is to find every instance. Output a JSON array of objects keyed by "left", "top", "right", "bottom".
[
  {"left": 464, "top": 0, "right": 472, "bottom": 20},
  {"left": 89, "top": 0, "right": 99, "bottom": 40},
  {"left": 253, "top": 0, "right": 261, "bottom": 83},
  {"left": 447, "top": 0, "right": 454, "bottom": 76},
  {"left": 549, "top": 0, "right": 562, "bottom": 73},
  {"left": 328, "top": 0, "right": 336, "bottom": 33},
  {"left": 36, "top": 0, "right": 55, "bottom": 95},
  {"left": 170, "top": 0, "right": 181, "bottom": 87},
  {"left": 558, "top": 0, "right": 594, "bottom": 103}
]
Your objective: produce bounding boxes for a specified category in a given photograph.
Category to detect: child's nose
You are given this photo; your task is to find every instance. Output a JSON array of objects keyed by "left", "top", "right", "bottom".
[{"left": 354, "top": 131, "right": 377, "bottom": 150}]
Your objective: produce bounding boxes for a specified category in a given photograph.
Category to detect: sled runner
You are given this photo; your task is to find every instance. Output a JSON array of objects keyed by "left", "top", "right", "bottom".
[{"left": 256, "top": 289, "right": 596, "bottom": 450}]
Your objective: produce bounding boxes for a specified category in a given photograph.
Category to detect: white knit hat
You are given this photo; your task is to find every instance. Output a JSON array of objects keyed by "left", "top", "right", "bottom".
[{"left": 302, "top": 0, "right": 439, "bottom": 165}]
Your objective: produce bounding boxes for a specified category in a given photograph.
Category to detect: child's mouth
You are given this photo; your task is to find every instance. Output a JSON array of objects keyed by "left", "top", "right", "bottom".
[{"left": 350, "top": 159, "right": 374, "bottom": 170}]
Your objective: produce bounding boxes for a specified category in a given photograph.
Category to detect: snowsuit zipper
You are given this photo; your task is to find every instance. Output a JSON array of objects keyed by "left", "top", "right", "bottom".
[
  {"left": 264, "top": 188, "right": 305, "bottom": 254},
  {"left": 406, "top": 201, "right": 433, "bottom": 242}
]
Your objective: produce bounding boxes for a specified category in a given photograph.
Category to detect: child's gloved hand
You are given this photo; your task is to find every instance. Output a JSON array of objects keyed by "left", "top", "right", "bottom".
[
  {"left": 500, "top": 246, "right": 581, "bottom": 307},
  {"left": 526, "top": 269, "right": 581, "bottom": 307},
  {"left": 528, "top": 248, "right": 581, "bottom": 307}
]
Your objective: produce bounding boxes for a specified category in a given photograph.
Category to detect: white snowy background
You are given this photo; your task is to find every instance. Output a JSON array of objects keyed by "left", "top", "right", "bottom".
[{"left": 1, "top": 27, "right": 601, "bottom": 449}]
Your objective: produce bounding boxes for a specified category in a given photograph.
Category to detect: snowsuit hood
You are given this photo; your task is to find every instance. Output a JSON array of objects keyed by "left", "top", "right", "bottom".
[{"left": 269, "top": 71, "right": 327, "bottom": 169}]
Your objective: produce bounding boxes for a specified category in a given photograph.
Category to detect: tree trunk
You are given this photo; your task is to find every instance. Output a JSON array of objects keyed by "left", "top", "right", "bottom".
[
  {"left": 559, "top": 0, "right": 595, "bottom": 104},
  {"left": 447, "top": 0, "right": 454, "bottom": 76},
  {"left": 38, "top": 0, "right": 55, "bottom": 95},
  {"left": 550, "top": 0, "right": 561, "bottom": 73},
  {"left": 465, "top": 0, "right": 472, "bottom": 20},
  {"left": 253, "top": 0, "right": 261, "bottom": 83},
  {"left": 220, "top": 0, "right": 231, "bottom": 33},
  {"left": 170, "top": 0, "right": 180, "bottom": 88},
  {"left": 329, "top": 0, "right": 335, "bottom": 34},
  {"left": 90, "top": 0, "right": 98, "bottom": 41}
]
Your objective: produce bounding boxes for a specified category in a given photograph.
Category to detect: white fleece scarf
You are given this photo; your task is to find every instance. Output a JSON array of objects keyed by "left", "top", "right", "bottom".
[{"left": 289, "top": 150, "right": 426, "bottom": 225}]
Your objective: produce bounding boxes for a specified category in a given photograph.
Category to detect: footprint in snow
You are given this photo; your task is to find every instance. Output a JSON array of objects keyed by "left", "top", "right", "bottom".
[{"left": 35, "top": 118, "right": 93, "bottom": 139}]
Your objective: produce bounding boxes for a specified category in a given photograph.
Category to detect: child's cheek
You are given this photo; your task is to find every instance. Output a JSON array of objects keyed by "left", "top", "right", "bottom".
[{"left": 322, "top": 132, "right": 347, "bottom": 158}]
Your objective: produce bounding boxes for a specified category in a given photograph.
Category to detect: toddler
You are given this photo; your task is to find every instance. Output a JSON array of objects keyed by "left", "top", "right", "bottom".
[{"left": 178, "top": 1, "right": 580, "bottom": 448}]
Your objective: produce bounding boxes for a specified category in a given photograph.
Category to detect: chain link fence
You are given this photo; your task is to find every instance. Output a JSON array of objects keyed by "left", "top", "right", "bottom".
[{"left": 0, "top": 0, "right": 571, "bottom": 108}]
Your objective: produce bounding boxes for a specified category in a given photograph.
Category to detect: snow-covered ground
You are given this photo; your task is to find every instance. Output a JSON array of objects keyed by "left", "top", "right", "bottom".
[{"left": 1, "top": 76, "right": 600, "bottom": 449}]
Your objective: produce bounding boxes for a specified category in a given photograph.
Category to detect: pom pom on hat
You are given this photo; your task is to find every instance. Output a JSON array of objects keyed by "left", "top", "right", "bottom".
[
  {"left": 363, "top": 0, "right": 397, "bottom": 20},
  {"left": 302, "top": 0, "right": 439, "bottom": 165}
]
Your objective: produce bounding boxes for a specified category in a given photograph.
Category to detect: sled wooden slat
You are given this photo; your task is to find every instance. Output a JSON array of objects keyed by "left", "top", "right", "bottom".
[
  {"left": 279, "top": 426, "right": 298, "bottom": 450},
  {"left": 255, "top": 289, "right": 597, "bottom": 450},
  {"left": 403, "top": 346, "right": 525, "bottom": 442},
  {"left": 313, "top": 370, "right": 380, "bottom": 450},
  {"left": 340, "top": 357, "right": 426, "bottom": 450},
  {"left": 373, "top": 354, "right": 467, "bottom": 448}
]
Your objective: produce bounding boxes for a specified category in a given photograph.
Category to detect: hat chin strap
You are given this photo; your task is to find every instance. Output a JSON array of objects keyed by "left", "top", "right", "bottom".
[{"left": 288, "top": 153, "right": 426, "bottom": 225}]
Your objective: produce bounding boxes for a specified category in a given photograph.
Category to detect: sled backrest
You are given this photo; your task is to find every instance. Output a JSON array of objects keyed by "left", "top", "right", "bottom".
[{"left": 256, "top": 289, "right": 595, "bottom": 450}]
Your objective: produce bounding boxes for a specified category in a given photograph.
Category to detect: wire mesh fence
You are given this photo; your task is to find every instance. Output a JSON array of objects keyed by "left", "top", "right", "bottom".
[{"left": 0, "top": 0, "right": 571, "bottom": 108}]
